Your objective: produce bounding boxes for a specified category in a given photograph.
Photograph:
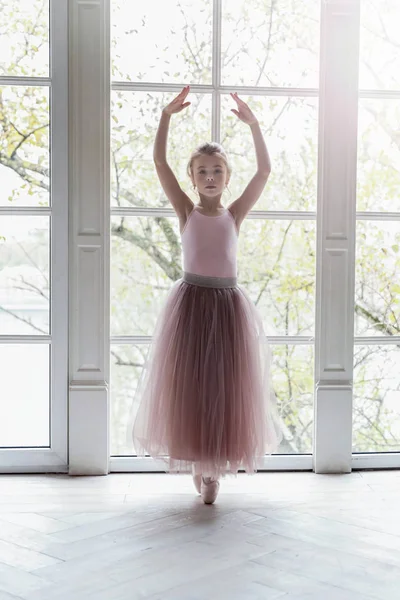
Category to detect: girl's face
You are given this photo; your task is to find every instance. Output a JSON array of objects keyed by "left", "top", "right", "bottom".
[{"left": 192, "top": 155, "right": 229, "bottom": 197}]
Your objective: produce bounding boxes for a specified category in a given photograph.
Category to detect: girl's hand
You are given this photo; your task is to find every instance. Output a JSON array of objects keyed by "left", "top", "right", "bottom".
[
  {"left": 163, "top": 86, "right": 191, "bottom": 116},
  {"left": 230, "top": 92, "right": 258, "bottom": 125}
]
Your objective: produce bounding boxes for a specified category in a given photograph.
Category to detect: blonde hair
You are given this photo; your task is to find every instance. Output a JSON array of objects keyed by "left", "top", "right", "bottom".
[{"left": 186, "top": 142, "right": 232, "bottom": 183}]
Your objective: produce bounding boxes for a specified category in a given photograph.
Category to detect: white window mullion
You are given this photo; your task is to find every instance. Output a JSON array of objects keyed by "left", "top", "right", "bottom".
[
  {"left": 211, "top": 0, "right": 222, "bottom": 143},
  {"left": 314, "top": 0, "right": 361, "bottom": 474},
  {"left": 0, "top": 77, "right": 51, "bottom": 86},
  {"left": 111, "top": 81, "right": 319, "bottom": 97},
  {"left": 68, "top": 0, "right": 110, "bottom": 475},
  {"left": 49, "top": 0, "right": 69, "bottom": 466}
]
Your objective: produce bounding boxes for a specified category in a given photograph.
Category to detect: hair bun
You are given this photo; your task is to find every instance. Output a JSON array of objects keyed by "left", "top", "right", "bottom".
[{"left": 196, "top": 142, "right": 225, "bottom": 154}]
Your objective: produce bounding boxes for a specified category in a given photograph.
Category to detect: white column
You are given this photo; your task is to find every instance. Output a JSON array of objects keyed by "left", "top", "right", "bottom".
[
  {"left": 68, "top": 0, "right": 110, "bottom": 475},
  {"left": 314, "top": 0, "right": 360, "bottom": 473}
]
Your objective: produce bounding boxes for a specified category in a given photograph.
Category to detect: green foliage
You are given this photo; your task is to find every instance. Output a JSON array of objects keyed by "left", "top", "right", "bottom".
[{"left": 2, "top": 0, "right": 400, "bottom": 455}]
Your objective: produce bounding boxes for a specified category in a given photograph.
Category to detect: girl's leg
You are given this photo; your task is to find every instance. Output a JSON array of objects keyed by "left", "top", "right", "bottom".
[
  {"left": 192, "top": 462, "right": 220, "bottom": 503},
  {"left": 192, "top": 462, "right": 202, "bottom": 494},
  {"left": 200, "top": 475, "right": 220, "bottom": 504}
]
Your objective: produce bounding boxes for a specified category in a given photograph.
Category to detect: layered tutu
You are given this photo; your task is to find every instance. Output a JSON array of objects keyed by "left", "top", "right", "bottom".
[{"left": 129, "top": 271, "right": 282, "bottom": 479}]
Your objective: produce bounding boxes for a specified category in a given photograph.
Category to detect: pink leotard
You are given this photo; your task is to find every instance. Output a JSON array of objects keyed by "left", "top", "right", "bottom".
[{"left": 181, "top": 206, "right": 238, "bottom": 278}]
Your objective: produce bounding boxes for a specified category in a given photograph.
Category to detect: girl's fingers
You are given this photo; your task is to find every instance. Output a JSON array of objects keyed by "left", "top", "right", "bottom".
[{"left": 233, "top": 92, "right": 244, "bottom": 102}]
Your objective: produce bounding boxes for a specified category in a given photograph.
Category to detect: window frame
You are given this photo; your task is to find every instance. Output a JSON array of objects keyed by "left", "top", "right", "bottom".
[{"left": 0, "top": 0, "right": 68, "bottom": 472}]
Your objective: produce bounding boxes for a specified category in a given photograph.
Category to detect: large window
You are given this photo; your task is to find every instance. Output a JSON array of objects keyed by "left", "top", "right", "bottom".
[
  {"left": 0, "top": 0, "right": 68, "bottom": 469},
  {"left": 353, "top": 0, "right": 400, "bottom": 453},
  {"left": 2, "top": 0, "right": 399, "bottom": 474},
  {"left": 110, "top": 0, "right": 321, "bottom": 463}
]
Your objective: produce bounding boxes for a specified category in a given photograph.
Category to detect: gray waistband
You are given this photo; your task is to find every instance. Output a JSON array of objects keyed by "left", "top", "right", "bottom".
[{"left": 183, "top": 271, "right": 237, "bottom": 288}]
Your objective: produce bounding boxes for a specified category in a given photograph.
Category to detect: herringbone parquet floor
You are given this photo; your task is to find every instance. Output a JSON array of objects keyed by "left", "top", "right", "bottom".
[{"left": 0, "top": 470, "right": 399, "bottom": 600}]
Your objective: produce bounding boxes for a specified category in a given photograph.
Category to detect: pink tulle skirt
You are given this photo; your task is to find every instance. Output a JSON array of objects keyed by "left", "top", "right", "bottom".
[{"left": 130, "top": 271, "right": 282, "bottom": 479}]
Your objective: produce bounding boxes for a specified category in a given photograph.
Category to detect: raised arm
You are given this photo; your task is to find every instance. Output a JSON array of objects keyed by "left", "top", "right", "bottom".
[
  {"left": 229, "top": 93, "right": 271, "bottom": 227},
  {"left": 153, "top": 88, "right": 193, "bottom": 219},
  {"left": 153, "top": 109, "right": 172, "bottom": 164}
]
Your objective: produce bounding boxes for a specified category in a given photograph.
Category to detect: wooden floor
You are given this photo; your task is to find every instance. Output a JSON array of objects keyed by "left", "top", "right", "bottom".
[{"left": 0, "top": 470, "right": 399, "bottom": 599}]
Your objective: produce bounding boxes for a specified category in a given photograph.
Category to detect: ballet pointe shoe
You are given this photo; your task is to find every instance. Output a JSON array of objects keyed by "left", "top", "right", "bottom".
[
  {"left": 192, "top": 463, "right": 202, "bottom": 494},
  {"left": 200, "top": 476, "right": 220, "bottom": 504}
]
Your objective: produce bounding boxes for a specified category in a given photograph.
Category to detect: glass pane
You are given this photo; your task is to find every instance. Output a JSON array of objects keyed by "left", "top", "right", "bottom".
[
  {"left": 238, "top": 218, "right": 316, "bottom": 338},
  {"left": 111, "top": 344, "right": 148, "bottom": 456},
  {"left": 0, "top": 344, "right": 50, "bottom": 447},
  {"left": 355, "top": 221, "right": 400, "bottom": 337},
  {"left": 357, "top": 99, "right": 400, "bottom": 212},
  {"left": 221, "top": 0, "right": 320, "bottom": 88},
  {"left": 0, "top": 86, "right": 50, "bottom": 207},
  {"left": 111, "top": 0, "right": 212, "bottom": 84},
  {"left": 353, "top": 345, "right": 400, "bottom": 452},
  {"left": 111, "top": 216, "right": 315, "bottom": 338},
  {"left": 0, "top": 0, "right": 49, "bottom": 78},
  {"left": 359, "top": 0, "right": 400, "bottom": 91},
  {"left": 111, "top": 343, "right": 314, "bottom": 456},
  {"left": 111, "top": 90, "right": 211, "bottom": 208},
  {"left": 111, "top": 216, "right": 181, "bottom": 337},
  {"left": 0, "top": 216, "right": 50, "bottom": 335},
  {"left": 272, "top": 344, "right": 314, "bottom": 455},
  {"left": 221, "top": 94, "right": 318, "bottom": 211}
]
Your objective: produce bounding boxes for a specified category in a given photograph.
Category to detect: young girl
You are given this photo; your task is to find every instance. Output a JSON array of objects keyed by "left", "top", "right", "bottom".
[{"left": 131, "top": 86, "right": 282, "bottom": 504}]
